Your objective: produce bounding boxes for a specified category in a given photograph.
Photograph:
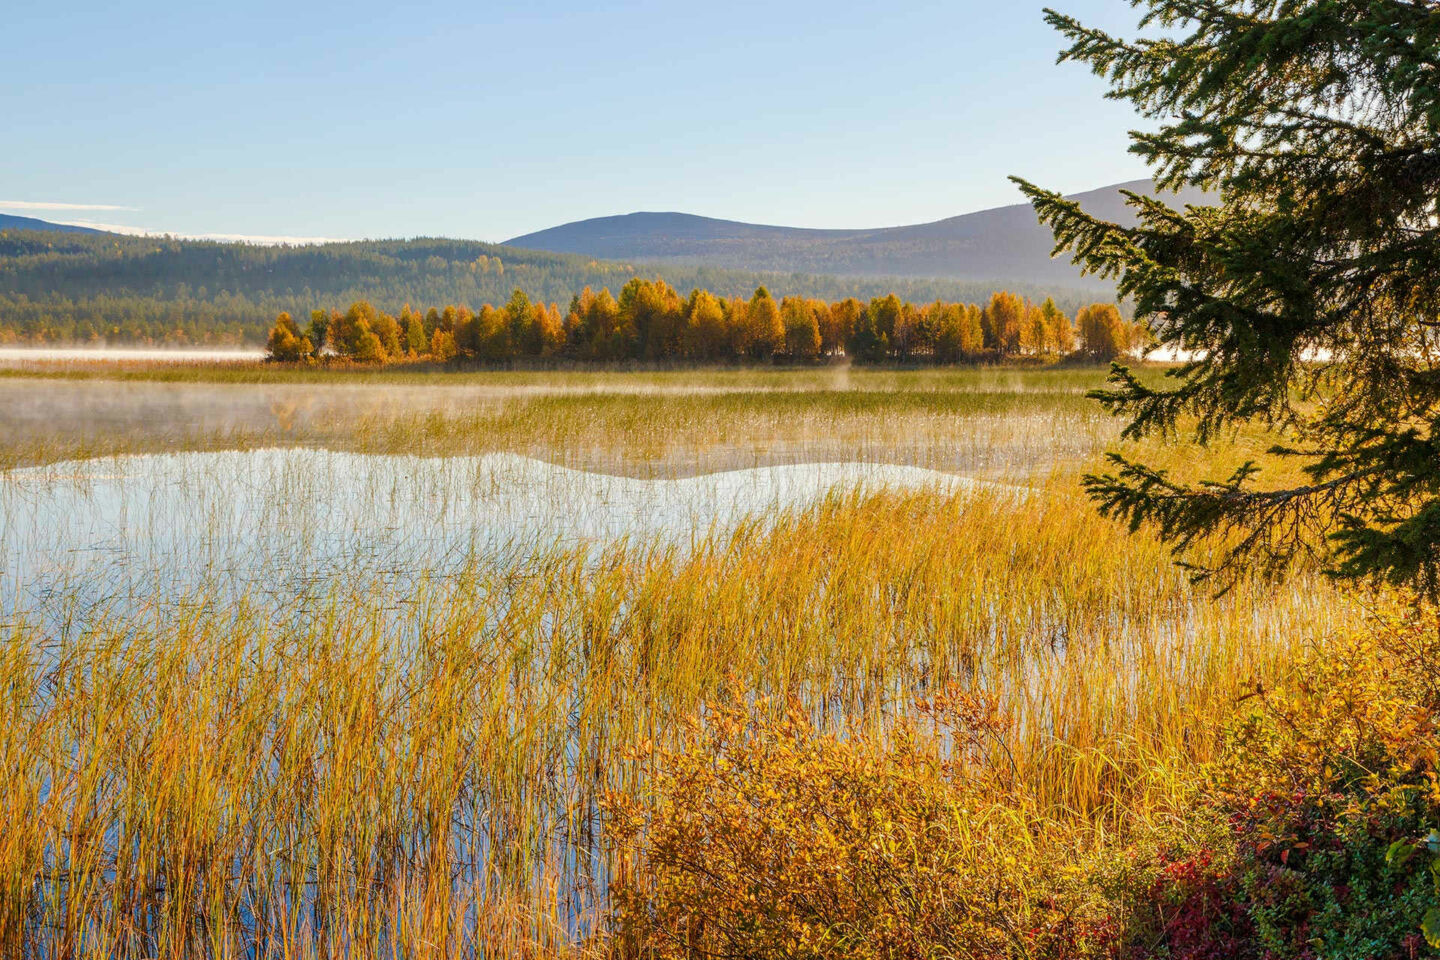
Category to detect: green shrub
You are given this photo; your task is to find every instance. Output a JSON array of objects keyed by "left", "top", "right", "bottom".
[{"left": 1119, "top": 601, "right": 1440, "bottom": 959}]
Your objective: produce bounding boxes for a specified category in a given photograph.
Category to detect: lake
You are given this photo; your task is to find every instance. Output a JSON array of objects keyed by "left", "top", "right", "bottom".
[{"left": 0, "top": 448, "right": 996, "bottom": 617}]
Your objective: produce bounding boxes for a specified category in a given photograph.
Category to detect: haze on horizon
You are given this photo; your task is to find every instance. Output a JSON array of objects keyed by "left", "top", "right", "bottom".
[{"left": 3, "top": 0, "right": 1149, "bottom": 243}]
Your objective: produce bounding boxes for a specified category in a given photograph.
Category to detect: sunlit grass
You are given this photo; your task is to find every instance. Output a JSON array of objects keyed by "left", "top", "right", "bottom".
[
  {"left": 0, "top": 366, "right": 1123, "bottom": 476},
  {"left": 0, "top": 364, "right": 1354, "bottom": 956},
  {"left": 0, "top": 359, "right": 1123, "bottom": 392},
  {"left": 0, "top": 480, "right": 1351, "bottom": 956}
]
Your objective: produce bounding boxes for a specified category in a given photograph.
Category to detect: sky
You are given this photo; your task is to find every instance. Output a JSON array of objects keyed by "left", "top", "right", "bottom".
[{"left": 2, "top": 0, "right": 1153, "bottom": 244}]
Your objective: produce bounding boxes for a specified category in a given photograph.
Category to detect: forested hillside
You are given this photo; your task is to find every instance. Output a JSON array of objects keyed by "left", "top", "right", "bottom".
[{"left": 0, "top": 230, "right": 1109, "bottom": 345}]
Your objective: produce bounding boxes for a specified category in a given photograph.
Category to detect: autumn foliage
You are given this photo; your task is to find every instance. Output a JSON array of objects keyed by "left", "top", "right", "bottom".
[
  {"left": 266, "top": 278, "right": 1135, "bottom": 365},
  {"left": 604, "top": 694, "right": 1111, "bottom": 960},
  {"left": 602, "top": 600, "right": 1440, "bottom": 959},
  {"left": 1122, "top": 601, "right": 1440, "bottom": 958},
  {"left": 263, "top": 312, "right": 312, "bottom": 362}
]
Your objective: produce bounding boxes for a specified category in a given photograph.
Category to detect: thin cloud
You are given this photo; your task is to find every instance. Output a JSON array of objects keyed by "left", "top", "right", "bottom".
[
  {"left": 185, "top": 231, "right": 348, "bottom": 246},
  {"left": 0, "top": 200, "right": 139, "bottom": 212},
  {"left": 49, "top": 220, "right": 153, "bottom": 235}
]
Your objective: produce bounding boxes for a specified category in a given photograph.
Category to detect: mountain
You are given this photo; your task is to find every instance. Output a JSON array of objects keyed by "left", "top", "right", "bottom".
[
  {"left": 504, "top": 179, "right": 1209, "bottom": 287},
  {"left": 0, "top": 214, "right": 110, "bottom": 235}
]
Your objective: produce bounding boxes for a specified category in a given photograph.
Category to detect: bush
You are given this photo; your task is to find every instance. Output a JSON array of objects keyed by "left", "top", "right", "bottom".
[
  {"left": 603, "top": 603, "right": 1440, "bottom": 959},
  {"left": 1116, "top": 600, "right": 1440, "bottom": 959},
  {"left": 603, "top": 694, "right": 1114, "bottom": 960}
]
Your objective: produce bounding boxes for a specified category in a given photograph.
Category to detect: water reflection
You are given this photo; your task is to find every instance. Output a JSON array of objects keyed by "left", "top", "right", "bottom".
[{"left": 1, "top": 448, "right": 992, "bottom": 617}]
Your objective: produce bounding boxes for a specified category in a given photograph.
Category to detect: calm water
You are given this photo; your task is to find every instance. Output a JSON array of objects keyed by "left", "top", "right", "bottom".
[
  {"left": 0, "top": 448, "right": 1010, "bottom": 941},
  {"left": 1, "top": 448, "right": 993, "bottom": 617}
]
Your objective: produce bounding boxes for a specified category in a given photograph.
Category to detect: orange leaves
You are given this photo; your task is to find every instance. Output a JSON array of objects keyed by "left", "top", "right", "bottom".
[
  {"left": 1212, "top": 596, "right": 1440, "bottom": 815},
  {"left": 602, "top": 696, "right": 1107, "bottom": 960}
]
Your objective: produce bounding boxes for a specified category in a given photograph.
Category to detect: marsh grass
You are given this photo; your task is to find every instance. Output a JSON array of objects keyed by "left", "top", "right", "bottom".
[
  {"left": 0, "top": 365, "right": 1357, "bottom": 956},
  {"left": 0, "top": 480, "right": 1351, "bottom": 957},
  {"left": 0, "top": 368, "right": 1118, "bottom": 477},
  {"left": 0, "top": 361, "right": 1123, "bottom": 392}
]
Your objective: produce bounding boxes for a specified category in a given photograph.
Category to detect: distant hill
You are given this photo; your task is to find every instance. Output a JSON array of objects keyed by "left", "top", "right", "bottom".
[
  {"left": 0, "top": 214, "right": 109, "bottom": 235},
  {"left": 505, "top": 179, "right": 1209, "bottom": 286}
]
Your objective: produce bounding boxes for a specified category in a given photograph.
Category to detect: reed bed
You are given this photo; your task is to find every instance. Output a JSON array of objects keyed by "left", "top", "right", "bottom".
[
  {"left": 0, "top": 362, "right": 1118, "bottom": 393},
  {"left": 0, "top": 365, "right": 1356, "bottom": 956},
  {"left": 0, "top": 371, "right": 1114, "bottom": 477},
  {"left": 0, "top": 479, "right": 1351, "bottom": 958}
]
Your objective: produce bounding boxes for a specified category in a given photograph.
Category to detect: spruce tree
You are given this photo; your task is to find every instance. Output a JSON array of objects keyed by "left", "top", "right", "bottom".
[{"left": 1014, "top": 0, "right": 1440, "bottom": 588}]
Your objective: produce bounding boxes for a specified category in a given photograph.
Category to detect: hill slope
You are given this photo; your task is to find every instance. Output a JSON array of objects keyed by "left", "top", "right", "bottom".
[
  {"left": 0, "top": 231, "right": 1108, "bottom": 346},
  {"left": 504, "top": 179, "right": 1207, "bottom": 285},
  {"left": 0, "top": 214, "right": 109, "bottom": 235}
]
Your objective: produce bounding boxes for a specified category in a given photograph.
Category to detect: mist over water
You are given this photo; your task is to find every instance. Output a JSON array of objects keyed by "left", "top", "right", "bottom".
[{"left": 0, "top": 346, "right": 265, "bottom": 364}]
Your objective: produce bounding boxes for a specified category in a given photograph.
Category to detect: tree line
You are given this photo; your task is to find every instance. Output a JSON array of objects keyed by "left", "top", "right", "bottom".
[
  {"left": 0, "top": 229, "right": 1118, "bottom": 347},
  {"left": 268, "top": 279, "right": 1141, "bottom": 365}
]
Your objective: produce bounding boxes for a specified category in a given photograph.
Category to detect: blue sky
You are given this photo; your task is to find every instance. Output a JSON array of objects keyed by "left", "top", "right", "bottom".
[{"left": 2, "top": 1, "right": 1150, "bottom": 243}]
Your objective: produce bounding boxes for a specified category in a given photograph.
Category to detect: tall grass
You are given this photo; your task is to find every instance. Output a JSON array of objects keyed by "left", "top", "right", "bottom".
[
  {"left": 0, "top": 365, "right": 1354, "bottom": 955},
  {"left": 0, "top": 480, "right": 1350, "bottom": 957}
]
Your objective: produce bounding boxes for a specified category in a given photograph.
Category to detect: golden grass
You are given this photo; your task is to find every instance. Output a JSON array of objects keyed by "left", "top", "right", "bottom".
[
  {"left": 0, "top": 366, "right": 1117, "bottom": 476},
  {"left": 0, "top": 365, "right": 1356, "bottom": 956},
  {"left": 0, "top": 481, "right": 1352, "bottom": 957}
]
